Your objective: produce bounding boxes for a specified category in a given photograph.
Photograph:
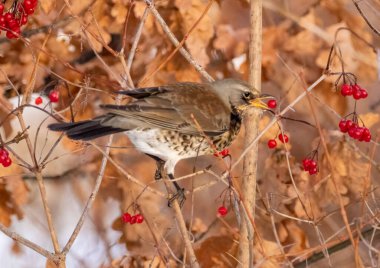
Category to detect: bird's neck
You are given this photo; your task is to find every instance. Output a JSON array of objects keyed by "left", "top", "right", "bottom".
[{"left": 229, "top": 112, "right": 242, "bottom": 135}]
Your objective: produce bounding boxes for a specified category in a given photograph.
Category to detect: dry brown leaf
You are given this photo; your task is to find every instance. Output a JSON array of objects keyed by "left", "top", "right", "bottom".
[
  {"left": 313, "top": 81, "right": 348, "bottom": 117},
  {"left": 262, "top": 24, "right": 290, "bottom": 69},
  {"left": 195, "top": 234, "right": 238, "bottom": 267},
  {"left": 191, "top": 217, "right": 208, "bottom": 235},
  {"left": 39, "top": 0, "right": 55, "bottom": 14},
  {"left": 0, "top": 185, "right": 13, "bottom": 227},
  {"left": 282, "top": 220, "right": 309, "bottom": 254},
  {"left": 360, "top": 112, "right": 380, "bottom": 129},
  {"left": 11, "top": 242, "right": 22, "bottom": 255},
  {"left": 0, "top": 162, "right": 27, "bottom": 226},
  {"left": 318, "top": 140, "right": 370, "bottom": 207},
  {"left": 277, "top": 222, "right": 288, "bottom": 243},
  {"left": 83, "top": 24, "right": 112, "bottom": 53},
  {"left": 213, "top": 24, "right": 249, "bottom": 59},
  {"left": 253, "top": 239, "right": 282, "bottom": 267},
  {"left": 111, "top": 2, "right": 129, "bottom": 25},
  {"left": 174, "top": 0, "right": 220, "bottom": 66}
]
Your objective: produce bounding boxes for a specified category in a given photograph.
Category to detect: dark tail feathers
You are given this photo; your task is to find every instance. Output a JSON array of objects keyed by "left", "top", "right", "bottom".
[{"left": 48, "top": 117, "right": 125, "bottom": 141}]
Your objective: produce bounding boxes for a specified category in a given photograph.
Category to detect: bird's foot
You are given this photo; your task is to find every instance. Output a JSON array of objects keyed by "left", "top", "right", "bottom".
[
  {"left": 168, "top": 188, "right": 186, "bottom": 208},
  {"left": 154, "top": 168, "right": 162, "bottom": 181}
]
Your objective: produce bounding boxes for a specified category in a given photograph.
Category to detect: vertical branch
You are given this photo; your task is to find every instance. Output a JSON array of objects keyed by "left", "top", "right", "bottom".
[
  {"left": 161, "top": 174, "right": 200, "bottom": 268},
  {"left": 238, "top": 0, "right": 262, "bottom": 267}
]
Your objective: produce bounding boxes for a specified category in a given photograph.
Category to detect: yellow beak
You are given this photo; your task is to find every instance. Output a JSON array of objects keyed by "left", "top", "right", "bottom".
[{"left": 249, "top": 96, "right": 270, "bottom": 109}]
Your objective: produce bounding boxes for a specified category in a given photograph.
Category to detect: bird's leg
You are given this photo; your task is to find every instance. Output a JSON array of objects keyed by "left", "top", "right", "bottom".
[
  {"left": 167, "top": 173, "right": 186, "bottom": 208},
  {"left": 154, "top": 159, "right": 165, "bottom": 181},
  {"left": 145, "top": 154, "right": 165, "bottom": 181}
]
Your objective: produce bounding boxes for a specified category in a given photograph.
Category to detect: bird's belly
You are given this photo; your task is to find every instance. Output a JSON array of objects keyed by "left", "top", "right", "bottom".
[{"left": 125, "top": 129, "right": 211, "bottom": 161}]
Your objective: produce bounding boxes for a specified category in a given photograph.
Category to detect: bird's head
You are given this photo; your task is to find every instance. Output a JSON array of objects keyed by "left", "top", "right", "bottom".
[{"left": 211, "top": 79, "right": 269, "bottom": 114}]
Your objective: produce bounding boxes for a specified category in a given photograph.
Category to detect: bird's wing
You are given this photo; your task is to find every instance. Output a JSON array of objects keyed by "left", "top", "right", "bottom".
[{"left": 103, "top": 83, "right": 232, "bottom": 135}]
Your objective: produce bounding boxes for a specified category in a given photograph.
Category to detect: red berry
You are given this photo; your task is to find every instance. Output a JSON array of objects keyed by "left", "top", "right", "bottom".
[
  {"left": 339, "top": 120, "right": 348, "bottom": 133},
  {"left": 309, "top": 167, "right": 318, "bottom": 175},
  {"left": 219, "top": 149, "right": 229, "bottom": 157},
  {"left": 20, "top": 14, "right": 28, "bottom": 25},
  {"left": 302, "top": 158, "right": 318, "bottom": 174},
  {"left": 267, "top": 99, "right": 277, "bottom": 109},
  {"left": 362, "top": 128, "right": 370, "bottom": 136},
  {"left": 309, "top": 160, "right": 317, "bottom": 169},
  {"left": 2, "top": 157, "right": 11, "bottom": 167},
  {"left": 341, "top": 84, "right": 352, "bottom": 96},
  {"left": 348, "top": 127, "right": 356, "bottom": 138},
  {"left": 0, "top": 153, "right": 6, "bottom": 164},
  {"left": 48, "top": 90, "right": 59, "bottom": 102},
  {"left": 0, "top": 16, "right": 5, "bottom": 28},
  {"left": 353, "top": 90, "right": 362, "bottom": 100},
  {"left": 302, "top": 158, "right": 311, "bottom": 171},
  {"left": 360, "top": 89, "right": 368, "bottom": 99},
  {"left": 25, "top": 8, "right": 35, "bottom": 15},
  {"left": 345, "top": 120, "right": 354, "bottom": 130},
  {"left": 6, "top": 31, "right": 17, "bottom": 39},
  {"left": 4, "top": 13, "right": 13, "bottom": 22},
  {"left": 35, "top": 96, "right": 43, "bottom": 105},
  {"left": 130, "top": 215, "right": 137, "bottom": 224},
  {"left": 30, "top": 0, "right": 38, "bottom": 8},
  {"left": 214, "top": 149, "right": 229, "bottom": 157},
  {"left": 135, "top": 214, "right": 144, "bottom": 224},
  {"left": 278, "top": 133, "right": 289, "bottom": 143},
  {"left": 364, "top": 133, "right": 371, "bottom": 142},
  {"left": 0, "top": 4, "right": 4, "bottom": 14},
  {"left": 121, "top": 212, "right": 131, "bottom": 223},
  {"left": 267, "top": 139, "right": 277, "bottom": 149},
  {"left": 218, "top": 206, "right": 228, "bottom": 216},
  {"left": 0, "top": 156, "right": 5, "bottom": 164},
  {"left": 24, "top": 0, "right": 34, "bottom": 10},
  {"left": 0, "top": 148, "right": 9, "bottom": 157},
  {"left": 352, "top": 85, "right": 362, "bottom": 100},
  {"left": 354, "top": 127, "right": 364, "bottom": 139},
  {"left": 361, "top": 128, "right": 371, "bottom": 142}
]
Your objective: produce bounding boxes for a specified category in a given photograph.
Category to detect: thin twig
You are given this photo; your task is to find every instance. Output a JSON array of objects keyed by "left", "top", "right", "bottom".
[
  {"left": 352, "top": 0, "right": 380, "bottom": 36},
  {"left": 139, "top": 0, "right": 215, "bottom": 86},
  {"left": 161, "top": 173, "right": 200, "bottom": 268},
  {"left": 0, "top": 223, "right": 56, "bottom": 261},
  {"left": 143, "top": 0, "right": 214, "bottom": 82}
]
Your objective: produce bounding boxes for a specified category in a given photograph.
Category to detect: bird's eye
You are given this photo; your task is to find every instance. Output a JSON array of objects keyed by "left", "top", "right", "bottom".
[{"left": 243, "top": 91, "right": 251, "bottom": 99}]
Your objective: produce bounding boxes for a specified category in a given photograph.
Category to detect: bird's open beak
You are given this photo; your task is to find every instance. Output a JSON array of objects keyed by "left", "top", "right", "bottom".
[{"left": 249, "top": 94, "right": 273, "bottom": 109}]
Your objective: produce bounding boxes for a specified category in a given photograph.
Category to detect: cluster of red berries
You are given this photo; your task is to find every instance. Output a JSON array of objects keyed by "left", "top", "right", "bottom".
[
  {"left": 35, "top": 90, "right": 60, "bottom": 105},
  {"left": 121, "top": 212, "right": 144, "bottom": 225},
  {"left": 302, "top": 158, "right": 318, "bottom": 175},
  {"left": 0, "top": 0, "right": 38, "bottom": 39},
  {"left": 217, "top": 206, "right": 228, "bottom": 216},
  {"left": 340, "top": 84, "right": 368, "bottom": 100},
  {"left": 213, "top": 148, "right": 229, "bottom": 157},
  {"left": 338, "top": 119, "right": 371, "bottom": 142},
  {"left": 0, "top": 148, "right": 12, "bottom": 167},
  {"left": 267, "top": 133, "right": 289, "bottom": 149},
  {"left": 267, "top": 99, "right": 277, "bottom": 109}
]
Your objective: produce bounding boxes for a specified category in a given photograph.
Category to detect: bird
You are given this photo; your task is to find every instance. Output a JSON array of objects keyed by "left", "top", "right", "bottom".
[{"left": 48, "top": 79, "right": 269, "bottom": 206}]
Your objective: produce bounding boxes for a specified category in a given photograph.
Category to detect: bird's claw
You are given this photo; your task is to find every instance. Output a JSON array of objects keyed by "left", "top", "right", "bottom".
[
  {"left": 154, "top": 169, "right": 162, "bottom": 181},
  {"left": 168, "top": 188, "right": 186, "bottom": 208}
]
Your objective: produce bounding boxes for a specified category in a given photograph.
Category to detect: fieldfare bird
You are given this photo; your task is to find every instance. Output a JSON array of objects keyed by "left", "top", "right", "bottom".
[{"left": 48, "top": 79, "right": 268, "bottom": 205}]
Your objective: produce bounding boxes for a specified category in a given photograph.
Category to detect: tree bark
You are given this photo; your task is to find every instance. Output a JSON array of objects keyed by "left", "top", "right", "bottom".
[{"left": 238, "top": 0, "right": 262, "bottom": 267}]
